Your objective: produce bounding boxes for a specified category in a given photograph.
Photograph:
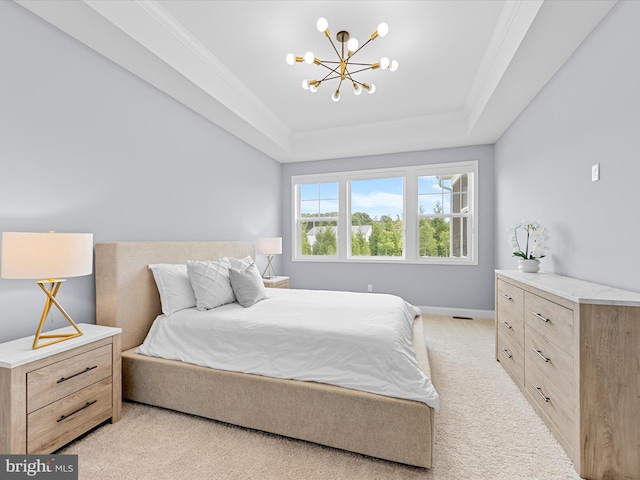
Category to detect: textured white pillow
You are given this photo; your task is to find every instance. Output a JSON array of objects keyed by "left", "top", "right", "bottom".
[
  {"left": 229, "top": 262, "right": 268, "bottom": 308},
  {"left": 187, "top": 259, "right": 235, "bottom": 310},
  {"left": 225, "top": 255, "right": 254, "bottom": 270},
  {"left": 148, "top": 264, "right": 196, "bottom": 316}
]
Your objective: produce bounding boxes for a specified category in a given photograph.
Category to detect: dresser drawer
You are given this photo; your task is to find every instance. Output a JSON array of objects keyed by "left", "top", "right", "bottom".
[
  {"left": 524, "top": 292, "right": 573, "bottom": 355},
  {"left": 27, "top": 344, "right": 112, "bottom": 413},
  {"left": 27, "top": 376, "right": 113, "bottom": 454},
  {"left": 497, "top": 279, "right": 524, "bottom": 327},
  {"left": 497, "top": 328, "right": 524, "bottom": 385},
  {"left": 525, "top": 326, "right": 574, "bottom": 402},
  {"left": 496, "top": 309, "right": 524, "bottom": 352},
  {"left": 525, "top": 360, "right": 574, "bottom": 448}
]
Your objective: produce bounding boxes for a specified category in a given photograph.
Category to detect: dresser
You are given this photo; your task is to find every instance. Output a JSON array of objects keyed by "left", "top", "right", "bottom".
[
  {"left": 495, "top": 271, "right": 640, "bottom": 480},
  {"left": 0, "top": 323, "right": 122, "bottom": 454}
]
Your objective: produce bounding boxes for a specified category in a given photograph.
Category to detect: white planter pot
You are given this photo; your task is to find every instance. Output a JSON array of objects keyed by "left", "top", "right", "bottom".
[{"left": 517, "top": 259, "right": 540, "bottom": 273}]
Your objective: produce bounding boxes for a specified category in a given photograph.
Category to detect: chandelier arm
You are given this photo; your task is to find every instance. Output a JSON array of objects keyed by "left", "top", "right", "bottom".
[
  {"left": 325, "top": 33, "right": 342, "bottom": 60},
  {"left": 347, "top": 37, "right": 374, "bottom": 60},
  {"left": 317, "top": 61, "right": 341, "bottom": 74},
  {"left": 316, "top": 63, "right": 342, "bottom": 82},
  {"left": 344, "top": 65, "right": 376, "bottom": 76},
  {"left": 344, "top": 61, "right": 378, "bottom": 67}
]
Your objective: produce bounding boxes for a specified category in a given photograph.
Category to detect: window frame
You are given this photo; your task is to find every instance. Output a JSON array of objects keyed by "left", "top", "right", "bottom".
[{"left": 291, "top": 160, "right": 478, "bottom": 265}]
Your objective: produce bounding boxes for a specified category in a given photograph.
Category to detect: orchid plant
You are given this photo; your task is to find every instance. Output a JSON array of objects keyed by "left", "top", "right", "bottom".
[{"left": 507, "top": 220, "right": 549, "bottom": 260}]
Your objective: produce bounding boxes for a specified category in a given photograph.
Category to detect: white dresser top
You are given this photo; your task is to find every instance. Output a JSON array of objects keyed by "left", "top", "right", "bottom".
[
  {"left": 496, "top": 270, "right": 640, "bottom": 307},
  {"left": 0, "top": 323, "right": 122, "bottom": 368}
]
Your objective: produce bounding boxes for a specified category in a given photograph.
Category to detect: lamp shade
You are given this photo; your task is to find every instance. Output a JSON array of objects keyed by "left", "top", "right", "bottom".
[
  {"left": 257, "top": 237, "right": 282, "bottom": 255},
  {"left": 1, "top": 232, "right": 93, "bottom": 280}
]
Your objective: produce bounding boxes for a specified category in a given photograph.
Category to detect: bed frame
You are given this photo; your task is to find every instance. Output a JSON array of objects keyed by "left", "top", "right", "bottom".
[{"left": 95, "top": 241, "right": 435, "bottom": 468}]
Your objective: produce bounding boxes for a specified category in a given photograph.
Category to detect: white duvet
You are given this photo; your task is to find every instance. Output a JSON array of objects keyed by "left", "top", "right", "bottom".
[{"left": 137, "top": 288, "right": 440, "bottom": 410}]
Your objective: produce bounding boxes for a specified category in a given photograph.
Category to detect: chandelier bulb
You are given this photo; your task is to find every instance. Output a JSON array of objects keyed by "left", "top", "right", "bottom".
[
  {"left": 390, "top": 60, "right": 399, "bottom": 72},
  {"left": 353, "top": 83, "right": 362, "bottom": 96},
  {"left": 302, "top": 79, "right": 310, "bottom": 90},
  {"left": 303, "top": 51, "right": 315, "bottom": 64},
  {"left": 309, "top": 83, "right": 318, "bottom": 93},
  {"left": 380, "top": 57, "right": 390, "bottom": 70},
  {"left": 367, "top": 83, "right": 376, "bottom": 95},
  {"left": 377, "top": 23, "right": 389, "bottom": 37},
  {"left": 316, "top": 17, "right": 328, "bottom": 33},
  {"left": 286, "top": 53, "right": 295, "bottom": 66},
  {"left": 347, "top": 38, "right": 359, "bottom": 54},
  {"left": 332, "top": 90, "right": 341, "bottom": 102}
]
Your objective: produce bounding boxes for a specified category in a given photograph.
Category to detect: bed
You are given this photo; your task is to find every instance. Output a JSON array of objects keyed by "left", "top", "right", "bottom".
[{"left": 95, "top": 241, "right": 436, "bottom": 468}]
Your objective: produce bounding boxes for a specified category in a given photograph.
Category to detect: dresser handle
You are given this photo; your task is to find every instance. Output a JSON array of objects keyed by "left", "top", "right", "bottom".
[
  {"left": 531, "top": 312, "right": 550, "bottom": 323},
  {"left": 533, "top": 385, "right": 550, "bottom": 403},
  {"left": 57, "top": 400, "right": 97, "bottom": 423},
  {"left": 500, "top": 321, "right": 513, "bottom": 330},
  {"left": 532, "top": 348, "right": 550, "bottom": 363},
  {"left": 502, "top": 348, "right": 513, "bottom": 359},
  {"left": 57, "top": 365, "right": 98, "bottom": 384},
  {"left": 500, "top": 293, "right": 513, "bottom": 301}
]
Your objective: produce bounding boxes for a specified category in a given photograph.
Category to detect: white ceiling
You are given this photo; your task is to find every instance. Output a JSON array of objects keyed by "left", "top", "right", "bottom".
[{"left": 17, "top": 0, "right": 617, "bottom": 163}]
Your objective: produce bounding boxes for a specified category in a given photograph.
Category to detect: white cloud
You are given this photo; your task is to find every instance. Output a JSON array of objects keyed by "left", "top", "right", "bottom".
[{"left": 351, "top": 192, "right": 403, "bottom": 218}]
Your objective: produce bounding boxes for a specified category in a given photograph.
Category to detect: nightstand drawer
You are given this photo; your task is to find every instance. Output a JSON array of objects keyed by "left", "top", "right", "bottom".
[
  {"left": 27, "top": 344, "right": 112, "bottom": 413},
  {"left": 27, "top": 376, "right": 113, "bottom": 454},
  {"left": 263, "top": 276, "right": 289, "bottom": 289}
]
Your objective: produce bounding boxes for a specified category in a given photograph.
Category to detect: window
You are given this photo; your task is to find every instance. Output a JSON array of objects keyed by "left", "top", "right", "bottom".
[
  {"left": 292, "top": 161, "right": 477, "bottom": 264},
  {"left": 297, "top": 181, "right": 338, "bottom": 257},
  {"left": 350, "top": 176, "right": 404, "bottom": 257},
  {"left": 418, "top": 172, "right": 470, "bottom": 259}
]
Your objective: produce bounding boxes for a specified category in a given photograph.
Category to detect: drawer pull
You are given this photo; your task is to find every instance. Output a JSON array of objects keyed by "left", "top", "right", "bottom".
[
  {"left": 500, "top": 293, "right": 513, "bottom": 301},
  {"left": 57, "top": 365, "right": 98, "bottom": 384},
  {"left": 533, "top": 385, "right": 550, "bottom": 403},
  {"left": 500, "top": 321, "right": 513, "bottom": 330},
  {"left": 502, "top": 348, "right": 512, "bottom": 359},
  {"left": 57, "top": 400, "right": 97, "bottom": 423},
  {"left": 531, "top": 312, "right": 550, "bottom": 323},
  {"left": 532, "top": 348, "right": 550, "bottom": 363}
]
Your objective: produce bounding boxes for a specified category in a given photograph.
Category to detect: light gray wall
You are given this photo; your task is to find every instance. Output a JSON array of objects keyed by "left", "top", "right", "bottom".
[
  {"left": 281, "top": 145, "right": 495, "bottom": 311},
  {"left": 0, "top": 2, "right": 281, "bottom": 343},
  {"left": 495, "top": 0, "right": 640, "bottom": 293}
]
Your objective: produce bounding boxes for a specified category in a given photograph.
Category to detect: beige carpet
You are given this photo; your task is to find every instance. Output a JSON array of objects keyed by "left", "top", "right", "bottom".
[{"left": 59, "top": 315, "right": 580, "bottom": 479}]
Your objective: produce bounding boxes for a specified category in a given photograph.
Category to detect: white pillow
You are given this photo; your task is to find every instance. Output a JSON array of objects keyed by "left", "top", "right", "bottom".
[
  {"left": 229, "top": 262, "right": 267, "bottom": 308},
  {"left": 148, "top": 264, "right": 196, "bottom": 316},
  {"left": 186, "top": 259, "right": 235, "bottom": 310},
  {"left": 225, "top": 255, "right": 254, "bottom": 270}
]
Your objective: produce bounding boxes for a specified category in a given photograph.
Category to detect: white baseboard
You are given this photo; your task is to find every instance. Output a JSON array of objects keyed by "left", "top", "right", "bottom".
[{"left": 417, "top": 306, "right": 495, "bottom": 319}]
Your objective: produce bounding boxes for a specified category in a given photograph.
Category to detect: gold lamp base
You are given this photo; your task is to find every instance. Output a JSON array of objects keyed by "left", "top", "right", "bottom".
[
  {"left": 261, "top": 254, "right": 277, "bottom": 279},
  {"left": 33, "top": 279, "right": 83, "bottom": 349}
]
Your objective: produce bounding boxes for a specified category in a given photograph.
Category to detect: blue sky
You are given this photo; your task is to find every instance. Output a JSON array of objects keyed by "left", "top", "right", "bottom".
[
  {"left": 350, "top": 177, "right": 403, "bottom": 220},
  {"left": 300, "top": 176, "right": 459, "bottom": 220}
]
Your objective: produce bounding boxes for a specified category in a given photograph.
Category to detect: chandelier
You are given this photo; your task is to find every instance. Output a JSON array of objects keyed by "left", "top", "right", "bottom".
[{"left": 286, "top": 17, "right": 398, "bottom": 102}]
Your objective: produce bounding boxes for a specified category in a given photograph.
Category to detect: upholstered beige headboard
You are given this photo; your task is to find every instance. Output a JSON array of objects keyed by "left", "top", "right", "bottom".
[{"left": 95, "top": 241, "right": 255, "bottom": 351}]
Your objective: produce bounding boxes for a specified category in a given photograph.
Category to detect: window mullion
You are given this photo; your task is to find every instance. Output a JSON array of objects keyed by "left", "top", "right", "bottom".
[
  {"left": 405, "top": 169, "right": 417, "bottom": 262},
  {"left": 338, "top": 174, "right": 348, "bottom": 260}
]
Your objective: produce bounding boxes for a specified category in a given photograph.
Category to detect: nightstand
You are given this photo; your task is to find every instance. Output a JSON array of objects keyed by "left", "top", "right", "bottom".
[
  {"left": 0, "top": 323, "right": 122, "bottom": 454},
  {"left": 262, "top": 276, "right": 289, "bottom": 289}
]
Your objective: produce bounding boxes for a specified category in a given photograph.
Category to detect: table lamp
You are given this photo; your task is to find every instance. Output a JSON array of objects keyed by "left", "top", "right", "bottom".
[
  {"left": 1, "top": 231, "right": 93, "bottom": 349},
  {"left": 257, "top": 237, "right": 282, "bottom": 279}
]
